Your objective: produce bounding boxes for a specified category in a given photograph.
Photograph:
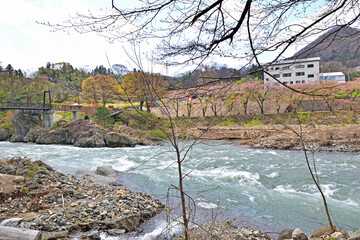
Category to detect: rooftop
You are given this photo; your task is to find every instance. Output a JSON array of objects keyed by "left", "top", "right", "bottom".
[
  {"left": 264, "top": 57, "right": 321, "bottom": 66},
  {"left": 320, "top": 72, "right": 345, "bottom": 76}
]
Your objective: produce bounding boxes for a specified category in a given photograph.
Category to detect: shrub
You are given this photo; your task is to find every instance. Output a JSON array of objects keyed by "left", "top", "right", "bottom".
[
  {"left": 147, "top": 129, "right": 167, "bottom": 140},
  {"left": 219, "top": 120, "right": 237, "bottom": 126},
  {"left": 243, "top": 117, "right": 264, "bottom": 126},
  {"left": 297, "top": 112, "right": 310, "bottom": 124},
  {"left": 5, "top": 111, "right": 14, "bottom": 130},
  {"left": 56, "top": 112, "right": 73, "bottom": 121}
]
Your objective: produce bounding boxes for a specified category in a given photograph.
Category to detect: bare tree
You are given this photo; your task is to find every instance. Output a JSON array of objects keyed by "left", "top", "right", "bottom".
[
  {"left": 46, "top": 0, "right": 360, "bottom": 85},
  {"left": 281, "top": 115, "right": 335, "bottom": 233},
  {"left": 42, "top": 0, "right": 360, "bottom": 237}
]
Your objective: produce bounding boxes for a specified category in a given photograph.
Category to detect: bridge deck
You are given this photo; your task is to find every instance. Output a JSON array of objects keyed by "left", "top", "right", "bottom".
[
  {"left": 0, "top": 107, "right": 51, "bottom": 110},
  {"left": 0, "top": 102, "right": 51, "bottom": 111},
  {"left": 0, "top": 102, "right": 96, "bottom": 112}
]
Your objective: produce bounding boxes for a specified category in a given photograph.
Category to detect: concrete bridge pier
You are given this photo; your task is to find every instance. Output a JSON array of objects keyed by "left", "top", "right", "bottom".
[
  {"left": 72, "top": 111, "right": 79, "bottom": 121},
  {"left": 43, "top": 110, "right": 54, "bottom": 128}
]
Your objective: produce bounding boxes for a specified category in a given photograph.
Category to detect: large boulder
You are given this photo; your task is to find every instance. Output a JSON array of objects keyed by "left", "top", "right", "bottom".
[
  {"left": 278, "top": 229, "right": 294, "bottom": 240},
  {"left": 349, "top": 229, "right": 360, "bottom": 240},
  {"left": 0, "top": 218, "right": 23, "bottom": 227},
  {"left": 75, "top": 169, "right": 116, "bottom": 185},
  {"left": 36, "top": 129, "right": 72, "bottom": 145},
  {"left": 95, "top": 166, "right": 117, "bottom": 177},
  {"left": 0, "top": 174, "right": 16, "bottom": 194},
  {"left": 0, "top": 128, "right": 9, "bottom": 141},
  {"left": 10, "top": 110, "right": 42, "bottom": 142},
  {"left": 292, "top": 228, "right": 308, "bottom": 240},
  {"left": 23, "top": 128, "right": 41, "bottom": 143},
  {"left": 74, "top": 128, "right": 106, "bottom": 148},
  {"left": 105, "top": 132, "right": 136, "bottom": 147}
]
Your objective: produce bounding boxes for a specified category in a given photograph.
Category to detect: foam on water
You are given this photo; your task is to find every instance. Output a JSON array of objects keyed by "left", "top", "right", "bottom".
[
  {"left": 198, "top": 201, "right": 218, "bottom": 209},
  {"left": 343, "top": 198, "right": 359, "bottom": 206},
  {"left": 193, "top": 167, "right": 262, "bottom": 186},
  {"left": 321, "top": 184, "right": 337, "bottom": 197},
  {"left": 244, "top": 193, "right": 255, "bottom": 202},
  {"left": 274, "top": 185, "right": 298, "bottom": 194},
  {"left": 266, "top": 172, "right": 279, "bottom": 178}
]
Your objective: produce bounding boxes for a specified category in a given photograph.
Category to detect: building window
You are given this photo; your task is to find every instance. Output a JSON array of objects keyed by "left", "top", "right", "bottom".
[
  {"left": 283, "top": 73, "right": 291, "bottom": 77},
  {"left": 282, "top": 66, "right": 290, "bottom": 70},
  {"left": 283, "top": 82, "right": 288, "bottom": 85},
  {"left": 308, "top": 74, "right": 314, "bottom": 78},
  {"left": 307, "top": 64, "right": 314, "bottom": 68},
  {"left": 273, "top": 74, "right": 280, "bottom": 78},
  {"left": 302, "top": 80, "right": 305, "bottom": 83},
  {"left": 296, "top": 80, "right": 300, "bottom": 84},
  {"left": 296, "top": 72, "right": 305, "bottom": 76},
  {"left": 265, "top": 78, "right": 269, "bottom": 81},
  {"left": 290, "top": 81, "right": 293, "bottom": 84},
  {"left": 275, "top": 67, "right": 280, "bottom": 70},
  {"left": 295, "top": 65, "right": 305, "bottom": 69},
  {"left": 270, "top": 67, "right": 274, "bottom": 70}
]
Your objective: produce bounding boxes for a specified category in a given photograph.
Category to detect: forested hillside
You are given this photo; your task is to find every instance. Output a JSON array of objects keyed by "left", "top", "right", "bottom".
[
  {"left": 0, "top": 62, "right": 127, "bottom": 103},
  {"left": 292, "top": 26, "right": 360, "bottom": 72}
]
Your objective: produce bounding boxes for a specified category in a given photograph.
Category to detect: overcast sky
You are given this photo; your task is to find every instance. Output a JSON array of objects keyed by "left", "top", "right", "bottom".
[
  {"left": 0, "top": 0, "right": 154, "bottom": 75},
  {"left": 0, "top": 0, "right": 324, "bottom": 76}
]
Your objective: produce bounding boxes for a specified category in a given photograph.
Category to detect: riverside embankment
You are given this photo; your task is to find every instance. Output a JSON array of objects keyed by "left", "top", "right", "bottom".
[{"left": 190, "top": 124, "right": 360, "bottom": 152}]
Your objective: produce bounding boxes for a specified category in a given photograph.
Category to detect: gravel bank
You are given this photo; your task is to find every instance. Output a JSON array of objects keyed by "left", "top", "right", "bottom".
[{"left": 0, "top": 157, "right": 164, "bottom": 239}]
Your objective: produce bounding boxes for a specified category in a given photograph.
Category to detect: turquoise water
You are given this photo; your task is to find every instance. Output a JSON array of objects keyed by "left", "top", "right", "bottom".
[{"left": 0, "top": 141, "right": 359, "bottom": 236}]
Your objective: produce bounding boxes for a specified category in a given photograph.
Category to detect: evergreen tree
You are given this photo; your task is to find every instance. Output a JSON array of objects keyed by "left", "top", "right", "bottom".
[
  {"left": 95, "top": 106, "right": 114, "bottom": 128},
  {"left": 5, "top": 64, "right": 14, "bottom": 75},
  {"left": 17, "top": 69, "right": 24, "bottom": 77}
]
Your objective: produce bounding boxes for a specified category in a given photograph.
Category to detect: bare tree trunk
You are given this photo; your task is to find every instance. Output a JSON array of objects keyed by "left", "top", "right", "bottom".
[
  {"left": 285, "top": 120, "right": 336, "bottom": 233},
  {"left": 202, "top": 105, "right": 207, "bottom": 117},
  {"left": 211, "top": 104, "right": 217, "bottom": 116},
  {"left": 176, "top": 101, "right": 179, "bottom": 118},
  {"left": 175, "top": 147, "right": 189, "bottom": 240},
  {"left": 187, "top": 102, "right": 192, "bottom": 117},
  {"left": 243, "top": 102, "right": 248, "bottom": 115}
]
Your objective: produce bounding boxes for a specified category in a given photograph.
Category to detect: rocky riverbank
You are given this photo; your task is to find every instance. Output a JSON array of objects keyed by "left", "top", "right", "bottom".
[
  {"left": 247, "top": 124, "right": 360, "bottom": 152},
  {"left": 0, "top": 157, "right": 164, "bottom": 239},
  {"left": 191, "top": 124, "right": 360, "bottom": 152},
  {"left": 0, "top": 110, "right": 147, "bottom": 148}
]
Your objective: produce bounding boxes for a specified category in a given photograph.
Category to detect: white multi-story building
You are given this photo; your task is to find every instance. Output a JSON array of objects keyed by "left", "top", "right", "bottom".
[
  {"left": 320, "top": 72, "right": 346, "bottom": 83},
  {"left": 263, "top": 57, "right": 320, "bottom": 86}
]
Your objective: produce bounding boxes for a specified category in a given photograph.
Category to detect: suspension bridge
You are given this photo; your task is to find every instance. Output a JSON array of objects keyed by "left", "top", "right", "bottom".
[{"left": 0, "top": 91, "right": 95, "bottom": 128}]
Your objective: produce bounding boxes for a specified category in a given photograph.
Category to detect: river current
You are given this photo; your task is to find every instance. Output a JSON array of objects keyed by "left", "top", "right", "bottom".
[{"left": 0, "top": 141, "right": 359, "bottom": 238}]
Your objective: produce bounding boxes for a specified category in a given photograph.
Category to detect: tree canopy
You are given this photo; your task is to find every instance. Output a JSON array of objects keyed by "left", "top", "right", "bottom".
[
  {"left": 81, "top": 74, "right": 120, "bottom": 106},
  {"left": 121, "top": 71, "right": 168, "bottom": 111}
]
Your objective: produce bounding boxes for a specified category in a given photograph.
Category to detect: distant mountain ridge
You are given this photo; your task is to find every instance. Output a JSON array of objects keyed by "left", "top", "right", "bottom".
[{"left": 291, "top": 26, "right": 360, "bottom": 68}]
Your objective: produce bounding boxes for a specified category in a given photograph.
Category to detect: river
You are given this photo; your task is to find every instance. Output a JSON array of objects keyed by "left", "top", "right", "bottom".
[{"left": 0, "top": 141, "right": 359, "bottom": 238}]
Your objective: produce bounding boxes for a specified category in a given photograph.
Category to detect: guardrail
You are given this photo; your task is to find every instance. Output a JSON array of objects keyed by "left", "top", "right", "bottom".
[
  {"left": 0, "top": 102, "right": 51, "bottom": 110},
  {"left": 51, "top": 103, "right": 98, "bottom": 113}
]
